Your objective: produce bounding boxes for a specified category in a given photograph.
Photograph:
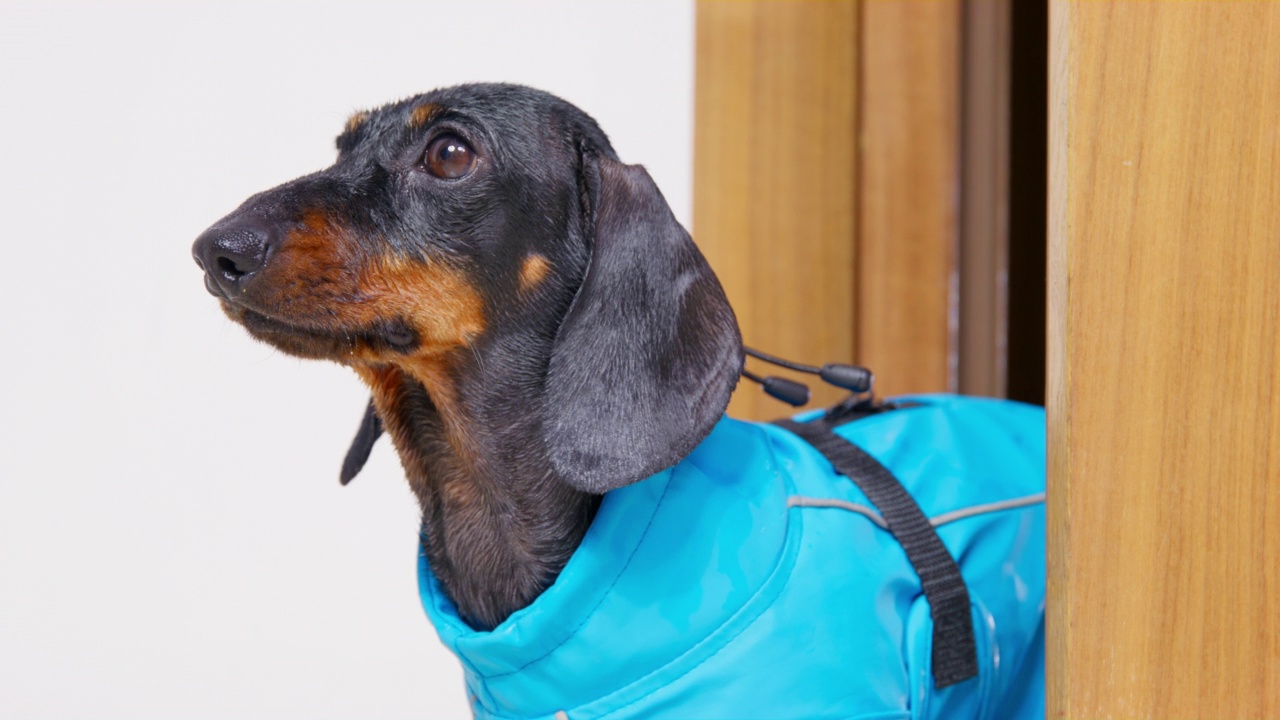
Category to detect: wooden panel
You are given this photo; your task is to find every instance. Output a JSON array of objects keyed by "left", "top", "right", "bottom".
[
  {"left": 958, "top": 0, "right": 1012, "bottom": 398},
  {"left": 858, "top": 0, "right": 961, "bottom": 397},
  {"left": 1049, "top": 2, "right": 1280, "bottom": 716},
  {"left": 694, "top": 0, "right": 858, "bottom": 420}
]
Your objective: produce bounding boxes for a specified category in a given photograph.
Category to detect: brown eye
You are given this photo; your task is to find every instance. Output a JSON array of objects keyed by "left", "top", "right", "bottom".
[{"left": 423, "top": 134, "right": 476, "bottom": 179}]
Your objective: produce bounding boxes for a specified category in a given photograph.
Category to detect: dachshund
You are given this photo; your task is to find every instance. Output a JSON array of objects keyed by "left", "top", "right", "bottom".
[
  {"left": 192, "top": 83, "right": 742, "bottom": 632},
  {"left": 193, "top": 84, "right": 1046, "bottom": 719}
]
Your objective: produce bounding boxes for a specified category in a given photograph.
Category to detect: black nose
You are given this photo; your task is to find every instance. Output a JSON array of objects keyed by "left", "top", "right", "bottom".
[{"left": 192, "top": 219, "right": 275, "bottom": 297}]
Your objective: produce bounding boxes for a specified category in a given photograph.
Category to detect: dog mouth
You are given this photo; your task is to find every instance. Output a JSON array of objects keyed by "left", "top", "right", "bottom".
[
  {"left": 222, "top": 301, "right": 418, "bottom": 360},
  {"left": 238, "top": 306, "right": 346, "bottom": 342}
]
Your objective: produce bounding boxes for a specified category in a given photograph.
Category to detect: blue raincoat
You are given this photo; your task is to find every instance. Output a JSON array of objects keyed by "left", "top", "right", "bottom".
[{"left": 419, "top": 395, "right": 1046, "bottom": 719}]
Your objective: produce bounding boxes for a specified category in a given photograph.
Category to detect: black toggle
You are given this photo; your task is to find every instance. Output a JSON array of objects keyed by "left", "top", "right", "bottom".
[
  {"left": 744, "top": 346, "right": 874, "bottom": 393},
  {"left": 817, "top": 363, "right": 873, "bottom": 393},
  {"left": 741, "top": 369, "right": 811, "bottom": 406},
  {"left": 740, "top": 345, "right": 874, "bottom": 406}
]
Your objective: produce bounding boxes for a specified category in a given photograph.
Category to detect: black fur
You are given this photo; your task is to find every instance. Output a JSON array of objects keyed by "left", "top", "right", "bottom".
[
  {"left": 340, "top": 398, "right": 383, "bottom": 486},
  {"left": 545, "top": 152, "right": 742, "bottom": 492},
  {"left": 193, "top": 83, "right": 744, "bottom": 629}
]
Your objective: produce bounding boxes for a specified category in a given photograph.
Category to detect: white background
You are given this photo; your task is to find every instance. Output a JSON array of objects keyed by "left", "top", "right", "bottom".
[{"left": 0, "top": 2, "right": 692, "bottom": 717}]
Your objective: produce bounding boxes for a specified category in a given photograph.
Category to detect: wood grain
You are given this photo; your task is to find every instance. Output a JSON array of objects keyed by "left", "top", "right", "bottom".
[
  {"left": 694, "top": 0, "right": 858, "bottom": 419},
  {"left": 958, "top": 0, "right": 1011, "bottom": 398},
  {"left": 858, "top": 0, "right": 961, "bottom": 398},
  {"left": 695, "top": 0, "right": 961, "bottom": 419},
  {"left": 1049, "top": 2, "right": 1280, "bottom": 716}
]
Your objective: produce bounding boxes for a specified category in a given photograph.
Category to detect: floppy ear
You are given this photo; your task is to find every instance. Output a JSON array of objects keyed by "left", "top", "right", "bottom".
[{"left": 543, "top": 152, "right": 743, "bottom": 494}]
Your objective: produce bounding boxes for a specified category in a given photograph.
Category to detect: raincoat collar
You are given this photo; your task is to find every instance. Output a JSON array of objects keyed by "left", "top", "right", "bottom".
[
  {"left": 417, "top": 466, "right": 671, "bottom": 677},
  {"left": 417, "top": 417, "right": 793, "bottom": 713}
]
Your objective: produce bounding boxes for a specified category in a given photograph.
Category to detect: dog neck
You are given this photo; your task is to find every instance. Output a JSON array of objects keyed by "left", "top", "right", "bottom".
[{"left": 356, "top": 349, "right": 599, "bottom": 631}]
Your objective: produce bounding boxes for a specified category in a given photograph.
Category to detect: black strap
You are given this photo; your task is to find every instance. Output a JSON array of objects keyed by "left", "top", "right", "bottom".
[{"left": 774, "top": 417, "right": 979, "bottom": 688}]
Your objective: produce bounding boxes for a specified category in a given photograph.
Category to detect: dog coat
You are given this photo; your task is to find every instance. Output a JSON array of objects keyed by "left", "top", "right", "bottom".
[{"left": 418, "top": 394, "right": 1046, "bottom": 720}]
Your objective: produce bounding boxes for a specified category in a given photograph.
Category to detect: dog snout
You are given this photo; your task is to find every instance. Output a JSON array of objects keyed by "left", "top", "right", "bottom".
[{"left": 193, "top": 219, "right": 275, "bottom": 298}]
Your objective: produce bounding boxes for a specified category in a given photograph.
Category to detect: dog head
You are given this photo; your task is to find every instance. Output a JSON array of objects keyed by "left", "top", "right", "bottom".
[{"left": 192, "top": 83, "right": 742, "bottom": 494}]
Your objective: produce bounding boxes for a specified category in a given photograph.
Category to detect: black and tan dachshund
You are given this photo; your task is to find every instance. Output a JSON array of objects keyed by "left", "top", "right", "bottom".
[{"left": 193, "top": 83, "right": 743, "bottom": 631}]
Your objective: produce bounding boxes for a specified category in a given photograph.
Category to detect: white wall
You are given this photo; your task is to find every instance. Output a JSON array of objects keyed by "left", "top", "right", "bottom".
[{"left": 0, "top": 2, "right": 693, "bottom": 717}]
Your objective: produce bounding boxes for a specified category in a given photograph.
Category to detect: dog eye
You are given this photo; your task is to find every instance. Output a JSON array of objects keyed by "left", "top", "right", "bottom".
[{"left": 423, "top": 135, "right": 476, "bottom": 179}]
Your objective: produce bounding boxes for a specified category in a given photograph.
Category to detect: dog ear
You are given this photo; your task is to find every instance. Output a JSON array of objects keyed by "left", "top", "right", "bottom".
[
  {"left": 339, "top": 397, "right": 383, "bottom": 485},
  {"left": 543, "top": 151, "right": 743, "bottom": 494}
]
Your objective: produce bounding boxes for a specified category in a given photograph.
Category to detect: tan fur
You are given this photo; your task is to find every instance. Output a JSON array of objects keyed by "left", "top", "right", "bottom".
[
  {"left": 344, "top": 111, "right": 369, "bottom": 134},
  {"left": 357, "top": 255, "right": 485, "bottom": 353},
  {"left": 409, "top": 102, "right": 441, "bottom": 129},
  {"left": 255, "top": 209, "right": 485, "bottom": 355},
  {"left": 519, "top": 254, "right": 551, "bottom": 292}
]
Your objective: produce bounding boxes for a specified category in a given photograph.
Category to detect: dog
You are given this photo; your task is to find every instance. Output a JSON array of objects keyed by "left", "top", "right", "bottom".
[{"left": 193, "top": 84, "right": 1045, "bottom": 719}]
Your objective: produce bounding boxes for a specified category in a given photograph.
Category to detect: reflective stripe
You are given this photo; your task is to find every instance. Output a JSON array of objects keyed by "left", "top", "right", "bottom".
[
  {"left": 789, "top": 492, "right": 1046, "bottom": 530},
  {"left": 788, "top": 496, "right": 889, "bottom": 529},
  {"left": 929, "top": 493, "right": 1046, "bottom": 528}
]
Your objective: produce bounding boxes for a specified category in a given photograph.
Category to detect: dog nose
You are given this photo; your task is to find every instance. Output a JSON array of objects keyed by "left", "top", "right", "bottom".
[{"left": 193, "top": 220, "right": 274, "bottom": 297}]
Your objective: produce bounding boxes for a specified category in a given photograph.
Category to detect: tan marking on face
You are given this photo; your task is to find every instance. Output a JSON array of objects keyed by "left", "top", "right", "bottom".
[
  {"left": 519, "top": 254, "right": 551, "bottom": 292},
  {"left": 250, "top": 209, "right": 359, "bottom": 324},
  {"left": 355, "top": 254, "right": 486, "bottom": 353},
  {"left": 246, "top": 209, "right": 486, "bottom": 364},
  {"left": 409, "top": 103, "right": 441, "bottom": 129},
  {"left": 344, "top": 111, "right": 369, "bottom": 134}
]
